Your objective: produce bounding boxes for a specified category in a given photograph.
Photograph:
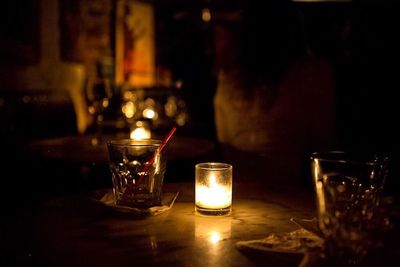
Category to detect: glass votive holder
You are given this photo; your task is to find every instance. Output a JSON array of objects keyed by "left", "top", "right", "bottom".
[{"left": 195, "top": 162, "right": 233, "bottom": 216}]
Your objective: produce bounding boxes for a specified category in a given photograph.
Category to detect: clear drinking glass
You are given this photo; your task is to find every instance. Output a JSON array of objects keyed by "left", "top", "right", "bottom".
[
  {"left": 311, "top": 151, "right": 390, "bottom": 266},
  {"left": 107, "top": 139, "right": 167, "bottom": 208}
]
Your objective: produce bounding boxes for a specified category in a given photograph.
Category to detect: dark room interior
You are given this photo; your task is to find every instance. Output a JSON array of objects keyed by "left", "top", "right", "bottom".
[{"left": 1, "top": 0, "right": 400, "bottom": 266}]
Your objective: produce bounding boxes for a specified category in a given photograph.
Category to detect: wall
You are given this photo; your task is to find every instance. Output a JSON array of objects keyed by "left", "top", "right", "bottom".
[{"left": 0, "top": 0, "right": 115, "bottom": 135}]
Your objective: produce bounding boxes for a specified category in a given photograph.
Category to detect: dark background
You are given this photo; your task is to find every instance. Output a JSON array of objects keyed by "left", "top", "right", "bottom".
[{"left": 1, "top": 0, "right": 399, "bottom": 212}]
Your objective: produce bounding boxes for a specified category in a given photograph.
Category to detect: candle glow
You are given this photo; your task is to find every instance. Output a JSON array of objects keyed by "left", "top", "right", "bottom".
[
  {"left": 130, "top": 120, "right": 151, "bottom": 140},
  {"left": 195, "top": 163, "right": 233, "bottom": 216},
  {"left": 195, "top": 174, "right": 232, "bottom": 209},
  {"left": 130, "top": 126, "right": 151, "bottom": 140}
]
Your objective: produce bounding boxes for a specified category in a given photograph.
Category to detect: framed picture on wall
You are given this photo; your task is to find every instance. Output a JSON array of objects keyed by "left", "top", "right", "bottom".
[{"left": 115, "top": 0, "right": 156, "bottom": 87}]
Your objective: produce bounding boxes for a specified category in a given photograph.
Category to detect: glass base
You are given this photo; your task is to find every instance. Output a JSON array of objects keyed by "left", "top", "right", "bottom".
[{"left": 196, "top": 205, "right": 231, "bottom": 216}]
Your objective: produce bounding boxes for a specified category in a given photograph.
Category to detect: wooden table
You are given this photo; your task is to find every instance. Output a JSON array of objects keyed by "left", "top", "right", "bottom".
[
  {"left": 8, "top": 181, "right": 400, "bottom": 267},
  {"left": 11, "top": 183, "right": 318, "bottom": 267}
]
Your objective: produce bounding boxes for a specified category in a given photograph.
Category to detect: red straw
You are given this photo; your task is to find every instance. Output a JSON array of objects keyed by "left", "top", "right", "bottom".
[
  {"left": 122, "top": 127, "right": 177, "bottom": 199},
  {"left": 141, "top": 126, "right": 176, "bottom": 173}
]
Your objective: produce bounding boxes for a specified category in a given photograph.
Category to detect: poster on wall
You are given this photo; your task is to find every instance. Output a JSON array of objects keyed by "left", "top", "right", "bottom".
[{"left": 115, "top": 0, "right": 155, "bottom": 88}]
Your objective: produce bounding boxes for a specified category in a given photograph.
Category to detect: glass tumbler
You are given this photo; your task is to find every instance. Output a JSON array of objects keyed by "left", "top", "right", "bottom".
[
  {"left": 107, "top": 139, "right": 167, "bottom": 208},
  {"left": 311, "top": 151, "right": 390, "bottom": 265}
]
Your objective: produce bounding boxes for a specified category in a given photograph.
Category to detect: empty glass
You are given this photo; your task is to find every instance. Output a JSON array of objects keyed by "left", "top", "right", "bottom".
[
  {"left": 311, "top": 151, "right": 390, "bottom": 266},
  {"left": 107, "top": 139, "right": 167, "bottom": 208}
]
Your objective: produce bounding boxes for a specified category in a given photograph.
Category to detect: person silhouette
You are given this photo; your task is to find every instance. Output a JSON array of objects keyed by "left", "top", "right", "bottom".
[{"left": 213, "top": 0, "right": 336, "bottom": 186}]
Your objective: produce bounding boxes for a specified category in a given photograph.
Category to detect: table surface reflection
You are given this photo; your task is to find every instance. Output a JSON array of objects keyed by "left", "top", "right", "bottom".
[{"left": 14, "top": 183, "right": 318, "bottom": 267}]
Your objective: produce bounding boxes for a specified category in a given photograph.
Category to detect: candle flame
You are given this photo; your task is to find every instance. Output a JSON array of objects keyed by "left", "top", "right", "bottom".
[{"left": 196, "top": 173, "right": 232, "bottom": 209}]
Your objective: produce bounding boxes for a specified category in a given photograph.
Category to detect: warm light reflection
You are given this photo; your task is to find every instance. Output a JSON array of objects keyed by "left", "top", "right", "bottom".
[
  {"left": 313, "top": 159, "right": 326, "bottom": 213},
  {"left": 150, "top": 236, "right": 158, "bottom": 250},
  {"left": 176, "top": 112, "right": 188, "bottom": 126},
  {"left": 123, "top": 91, "right": 136, "bottom": 101},
  {"left": 164, "top": 96, "right": 178, "bottom": 117},
  {"left": 130, "top": 127, "right": 151, "bottom": 140},
  {"left": 122, "top": 101, "right": 136, "bottom": 118},
  {"left": 209, "top": 231, "right": 221, "bottom": 245},
  {"left": 88, "top": 106, "right": 96, "bottom": 115},
  {"left": 195, "top": 217, "right": 232, "bottom": 245},
  {"left": 130, "top": 121, "right": 151, "bottom": 140},
  {"left": 202, "top": 8, "right": 211, "bottom": 22},
  {"left": 143, "top": 107, "right": 156, "bottom": 119},
  {"left": 102, "top": 98, "right": 109, "bottom": 108}
]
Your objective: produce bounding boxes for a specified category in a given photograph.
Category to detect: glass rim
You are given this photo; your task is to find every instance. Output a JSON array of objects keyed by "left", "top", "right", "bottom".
[
  {"left": 310, "top": 151, "right": 389, "bottom": 165},
  {"left": 195, "top": 162, "right": 232, "bottom": 170},
  {"left": 107, "top": 139, "right": 162, "bottom": 147}
]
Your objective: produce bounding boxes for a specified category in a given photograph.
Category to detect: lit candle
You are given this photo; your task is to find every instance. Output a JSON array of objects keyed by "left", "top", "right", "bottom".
[
  {"left": 196, "top": 174, "right": 231, "bottom": 209},
  {"left": 195, "top": 162, "right": 232, "bottom": 216},
  {"left": 130, "top": 120, "right": 151, "bottom": 140}
]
